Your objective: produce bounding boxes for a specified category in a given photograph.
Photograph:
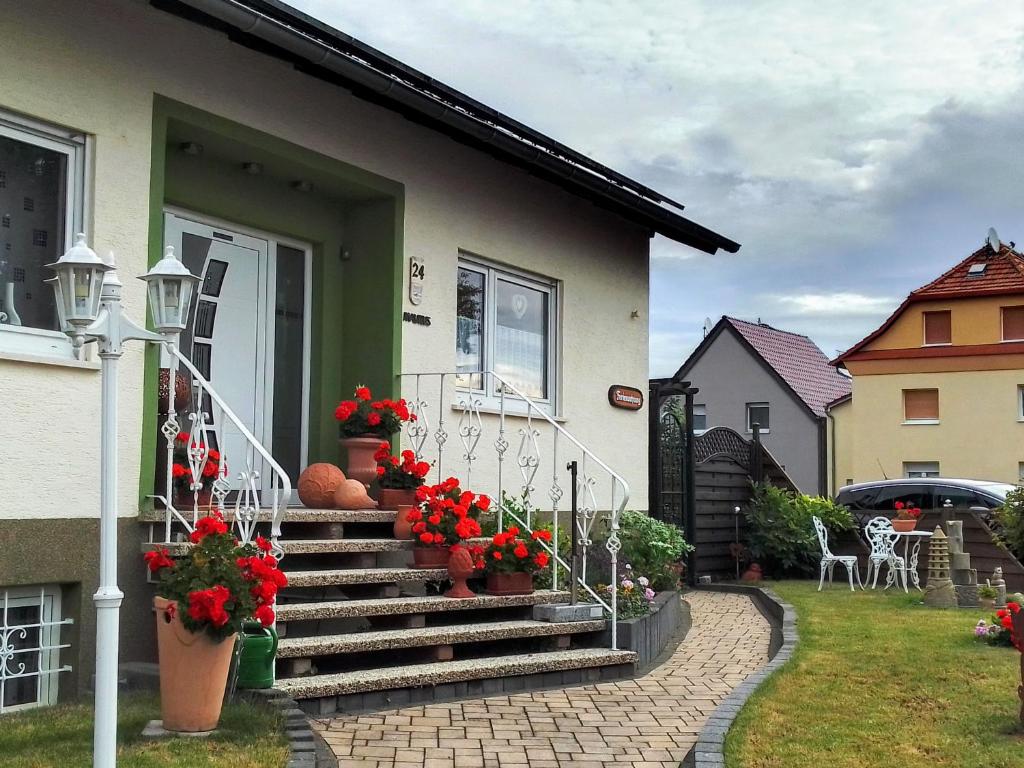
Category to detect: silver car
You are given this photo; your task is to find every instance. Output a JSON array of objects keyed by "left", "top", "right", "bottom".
[{"left": 835, "top": 477, "right": 1016, "bottom": 520}]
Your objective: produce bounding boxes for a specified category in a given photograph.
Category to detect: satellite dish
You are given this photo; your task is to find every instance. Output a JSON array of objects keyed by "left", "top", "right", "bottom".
[
  {"left": 987, "top": 227, "right": 1001, "bottom": 254},
  {"left": 703, "top": 317, "right": 713, "bottom": 337}
]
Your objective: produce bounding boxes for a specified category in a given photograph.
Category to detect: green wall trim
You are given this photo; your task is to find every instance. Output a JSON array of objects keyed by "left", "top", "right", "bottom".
[{"left": 139, "top": 96, "right": 405, "bottom": 503}]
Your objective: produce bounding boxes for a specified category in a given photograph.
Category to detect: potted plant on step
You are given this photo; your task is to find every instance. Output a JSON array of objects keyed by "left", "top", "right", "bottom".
[
  {"left": 408, "top": 478, "right": 487, "bottom": 568},
  {"left": 335, "top": 386, "right": 414, "bottom": 485},
  {"left": 481, "top": 526, "right": 551, "bottom": 595},
  {"left": 892, "top": 501, "right": 922, "bottom": 532},
  {"left": 143, "top": 512, "right": 286, "bottom": 733},
  {"left": 170, "top": 431, "right": 222, "bottom": 508},
  {"left": 374, "top": 441, "right": 431, "bottom": 512}
]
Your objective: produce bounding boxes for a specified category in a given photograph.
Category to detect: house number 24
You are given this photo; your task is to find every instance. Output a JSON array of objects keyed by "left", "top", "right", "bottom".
[{"left": 409, "top": 256, "right": 425, "bottom": 306}]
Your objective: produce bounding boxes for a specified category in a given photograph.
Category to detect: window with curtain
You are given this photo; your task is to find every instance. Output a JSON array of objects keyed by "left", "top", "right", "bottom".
[
  {"left": 903, "top": 388, "right": 939, "bottom": 422},
  {"left": 455, "top": 255, "right": 557, "bottom": 406},
  {"left": 922, "top": 310, "right": 951, "bottom": 345}
]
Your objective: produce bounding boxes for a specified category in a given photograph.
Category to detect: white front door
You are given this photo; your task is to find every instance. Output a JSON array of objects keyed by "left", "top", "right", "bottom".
[{"left": 163, "top": 211, "right": 310, "bottom": 494}]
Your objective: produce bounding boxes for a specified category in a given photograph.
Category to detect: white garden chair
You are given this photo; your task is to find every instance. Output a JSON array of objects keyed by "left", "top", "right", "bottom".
[
  {"left": 863, "top": 516, "right": 906, "bottom": 590},
  {"left": 813, "top": 515, "right": 863, "bottom": 591}
]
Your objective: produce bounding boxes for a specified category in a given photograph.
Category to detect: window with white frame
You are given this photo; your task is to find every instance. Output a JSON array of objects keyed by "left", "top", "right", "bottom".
[
  {"left": 0, "top": 110, "right": 86, "bottom": 359},
  {"left": 904, "top": 461, "right": 940, "bottom": 478},
  {"left": 746, "top": 402, "right": 770, "bottom": 433},
  {"left": 1018, "top": 385, "right": 1024, "bottom": 421},
  {"left": 0, "top": 585, "right": 71, "bottom": 712},
  {"left": 455, "top": 255, "right": 558, "bottom": 406},
  {"left": 692, "top": 404, "right": 707, "bottom": 434}
]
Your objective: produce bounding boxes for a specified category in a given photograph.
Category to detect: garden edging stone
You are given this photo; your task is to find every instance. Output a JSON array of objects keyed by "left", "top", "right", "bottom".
[
  {"left": 245, "top": 688, "right": 337, "bottom": 768},
  {"left": 681, "top": 584, "right": 798, "bottom": 768}
]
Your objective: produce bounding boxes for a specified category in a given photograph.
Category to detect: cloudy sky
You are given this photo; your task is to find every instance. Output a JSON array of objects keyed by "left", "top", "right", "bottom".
[{"left": 293, "top": 0, "right": 1024, "bottom": 375}]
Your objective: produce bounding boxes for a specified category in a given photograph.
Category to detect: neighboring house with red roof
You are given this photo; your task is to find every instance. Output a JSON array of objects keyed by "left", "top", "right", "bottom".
[
  {"left": 671, "top": 316, "right": 850, "bottom": 494},
  {"left": 830, "top": 230, "right": 1024, "bottom": 487}
]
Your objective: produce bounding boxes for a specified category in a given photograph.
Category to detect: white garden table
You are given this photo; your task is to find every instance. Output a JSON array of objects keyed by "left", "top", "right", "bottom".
[{"left": 884, "top": 529, "right": 932, "bottom": 592}]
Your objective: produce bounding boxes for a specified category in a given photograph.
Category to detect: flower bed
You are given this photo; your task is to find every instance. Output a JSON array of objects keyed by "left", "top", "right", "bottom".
[{"left": 610, "top": 590, "right": 688, "bottom": 669}]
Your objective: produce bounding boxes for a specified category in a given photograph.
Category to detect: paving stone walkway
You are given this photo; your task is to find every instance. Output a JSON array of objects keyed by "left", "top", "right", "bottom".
[{"left": 313, "top": 591, "right": 771, "bottom": 768}]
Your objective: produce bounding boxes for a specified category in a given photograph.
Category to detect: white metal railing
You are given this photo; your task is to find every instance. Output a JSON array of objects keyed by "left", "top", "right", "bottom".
[
  {"left": 400, "top": 371, "right": 629, "bottom": 648},
  {"left": 0, "top": 586, "right": 73, "bottom": 714},
  {"left": 152, "top": 342, "right": 291, "bottom": 556}
]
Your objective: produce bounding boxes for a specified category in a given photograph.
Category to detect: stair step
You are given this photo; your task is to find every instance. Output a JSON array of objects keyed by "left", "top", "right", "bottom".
[
  {"left": 276, "top": 619, "right": 607, "bottom": 658},
  {"left": 145, "top": 538, "right": 413, "bottom": 556},
  {"left": 282, "top": 567, "right": 448, "bottom": 588},
  {"left": 276, "top": 590, "right": 570, "bottom": 622},
  {"left": 274, "top": 648, "right": 637, "bottom": 698},
  {"left": 138, "top": 508, "right": 396, "bottom": 524}
]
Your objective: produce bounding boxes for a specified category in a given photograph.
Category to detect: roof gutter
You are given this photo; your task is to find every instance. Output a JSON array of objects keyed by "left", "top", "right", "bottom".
[{"left": 162, "top": 0, "right": 740, "bottom": 255}]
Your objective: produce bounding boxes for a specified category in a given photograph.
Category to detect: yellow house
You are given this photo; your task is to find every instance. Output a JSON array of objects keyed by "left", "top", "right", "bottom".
[{"left": 829, "top": 231, "right": 1024, "bottom": 491}]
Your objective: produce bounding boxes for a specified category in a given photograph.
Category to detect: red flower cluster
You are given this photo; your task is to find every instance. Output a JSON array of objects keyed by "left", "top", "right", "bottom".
[
  {"left": 893, "top": 501, "right": 922, "bottom": 520},
  {"left": 374, "top": 442, "right": 431, "bottom": 490},
  {"left": 187, "top": 585, "right": 232, "bottom": 627},
  {"left": 171, "top": 433, "right": 223, "bottom": 493},
  {"left": 236, "top": 542, "right": 288, "bottom": 628},
  {"left": 190, "top": 511, "right": 229, "bottom": 543},
  {"left": 997, "top": 601, "right": 1021, "bottom": 631},
  {"left": 335, "top": 385, "right": 415, "bottom": 438},
  {"left": 481, "top": 526, "right": 552, "bottom": 575},
  {"left": 408, "top": 478, "right": 488, "bottom": 548},
  {"left": 142, "top": 512, "right": 287, "bottom": 640},
  {"left": 144, "top": 547, "right": 175, "bottom": 573}
]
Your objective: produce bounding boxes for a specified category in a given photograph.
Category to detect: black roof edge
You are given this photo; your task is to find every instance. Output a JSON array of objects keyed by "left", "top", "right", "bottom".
[{"left": 155, "top": 0, "right": 741, "bottom": 255}]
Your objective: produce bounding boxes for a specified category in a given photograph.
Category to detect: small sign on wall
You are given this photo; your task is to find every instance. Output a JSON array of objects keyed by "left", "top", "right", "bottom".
[
  {"left": 409, "top": 255, "right": 425, "bottom": 305},
  {"left": 608, "top": 385, "right": 644, "bottom": 411}
]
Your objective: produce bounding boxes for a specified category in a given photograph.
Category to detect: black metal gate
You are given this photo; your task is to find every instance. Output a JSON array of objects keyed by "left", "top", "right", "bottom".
[{"left": 655, "top": 410, "right": 685, "bottom": 527}]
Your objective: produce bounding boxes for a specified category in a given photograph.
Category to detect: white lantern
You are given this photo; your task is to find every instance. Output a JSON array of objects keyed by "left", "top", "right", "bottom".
[
  {"left": 139, "top": 246, "right": 200, "bottom": 333},
  {"left": 45, "top": 233, "right": 112, "bottom": 331}
]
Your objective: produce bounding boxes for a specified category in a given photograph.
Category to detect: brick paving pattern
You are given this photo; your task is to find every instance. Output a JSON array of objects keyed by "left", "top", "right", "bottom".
[{"left": 313, "top": 591, "right": 770, "bottom": 768}]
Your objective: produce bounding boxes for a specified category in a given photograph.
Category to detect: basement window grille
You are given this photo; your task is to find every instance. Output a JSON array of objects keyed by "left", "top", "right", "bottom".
[{"left": 0, "top": 585, "right": 73, "bottom": 713}]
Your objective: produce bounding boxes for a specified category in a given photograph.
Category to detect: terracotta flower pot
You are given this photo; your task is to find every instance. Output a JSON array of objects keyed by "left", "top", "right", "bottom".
[
  {"left": 174, "top": 488, "right": 212, "bottom": 509},
  {"left": 159, "top": 368, "right": 190, "bottom": 412},
  {"left": 153, "top": 597, "right": 236, "bottom": 733},
  {"left": 485, "top": 571, "right": 534, "bottom": 596},
  {"left": 892, "top": 518, "right": 918, "bottom": 532},
  {"left": 413, "top": 546, "right": 450, "bottom": 570},
  {"left": 393, "top": 504, "right": 415, "bottom": 540},
  {"left": 378, "top": 487, "right": 418, "bottom": 509},
  {"left": 445, "top": 546, "right": 477, "bottom": 598},
  {"left": 339, "top": 435, "right": 383, "bottom": 486}
]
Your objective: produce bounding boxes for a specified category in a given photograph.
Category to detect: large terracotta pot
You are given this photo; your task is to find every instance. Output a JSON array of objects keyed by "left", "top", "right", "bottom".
[
  {"left": 378, "top": 487, "right": 417, "bottom": 509},
  {"left": 485, "top": 571, "right": 534, "bottom": 596},
  {"left": 159, "top": 368, "right": 190, "bottom": 412},
  {"left": 445, "top": 546, "right": 477, "bottom": 599},
  {"left": 393, "top": 504, "right": 415, "bottom": 540},
  {"left": 412, "top": 546, "right": 450, "bottom": 570},
  {"left": 173, "top": 488, "right": 212, "bottom": 509},
  {"left": 154, "top": 597, "right": 236, "bottom": 733},
  {"left": 892, "top": 518, "right": 918, "bottom": 532},
  {"left": 340, "top": 435, "right": 383, "bottom": 486}
]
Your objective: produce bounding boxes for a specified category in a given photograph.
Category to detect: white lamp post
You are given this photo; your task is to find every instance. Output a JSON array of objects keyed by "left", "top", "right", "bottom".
[{"left": 47, "top": 236, "right": 199, "bottom": 768}]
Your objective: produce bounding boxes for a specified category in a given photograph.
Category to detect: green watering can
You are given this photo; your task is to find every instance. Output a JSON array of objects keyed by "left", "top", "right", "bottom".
[{"left": 236, "top": 621, "right": 278, "bottom": 689}]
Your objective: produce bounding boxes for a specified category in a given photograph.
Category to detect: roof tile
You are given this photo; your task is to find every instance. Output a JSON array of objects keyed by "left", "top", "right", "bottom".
[{"left": 725, "top": 317, "right": 851, "bottom": 416}]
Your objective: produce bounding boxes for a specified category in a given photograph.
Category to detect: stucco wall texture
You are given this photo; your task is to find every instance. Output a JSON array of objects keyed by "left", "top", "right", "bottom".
[
  {"left": 0, "top": 0, "right": 652, "bottom": 521},
  {"left": 839, "top": 369, "right": 1024, "bottom": 485},
  {"left": 683, "top": 329, "right": 822, "bottom": 493}
]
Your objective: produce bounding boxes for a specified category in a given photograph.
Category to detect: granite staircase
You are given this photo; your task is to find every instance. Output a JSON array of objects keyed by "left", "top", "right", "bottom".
[{"left": 142, "top": 506, "right": 636, "bottom": 715}]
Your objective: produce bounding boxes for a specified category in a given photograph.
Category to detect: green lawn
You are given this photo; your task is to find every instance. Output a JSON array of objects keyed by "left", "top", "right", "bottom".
[
  {"left": 725, "top": 581, "right": 1024, "bottom": 768},
  {"left": 0, "top": 694, "right": 289, "bottom": 767}
]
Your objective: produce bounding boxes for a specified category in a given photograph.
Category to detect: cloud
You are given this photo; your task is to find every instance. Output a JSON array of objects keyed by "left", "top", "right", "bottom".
[{"left": 290, "top": 0, "right": 1024, "bottom": 374}]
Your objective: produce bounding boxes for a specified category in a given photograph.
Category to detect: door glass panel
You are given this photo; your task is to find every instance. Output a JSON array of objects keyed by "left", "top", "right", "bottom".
[
  {"left": 494, "top": 278, "right": 548, "bottom": 399},
  {"left": 177, "top": 232, "right": 214, "bottom": 360},
  {"left": 273, "top": 245, "right": 305, "bottom": 484}
]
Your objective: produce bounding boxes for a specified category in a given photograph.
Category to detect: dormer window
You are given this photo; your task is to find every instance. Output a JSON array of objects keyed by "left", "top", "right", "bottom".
[
  {"left": 923, "top": 311, "right": 951, "bottom": 346},
  {"left": 1002, "top": 306, "right": 1024, "bottom": 342}
]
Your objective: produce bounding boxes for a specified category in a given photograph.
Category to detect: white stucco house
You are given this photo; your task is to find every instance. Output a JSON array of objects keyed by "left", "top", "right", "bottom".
[{"left": 0, "top": 0, "right": 738, "bottom": 710}]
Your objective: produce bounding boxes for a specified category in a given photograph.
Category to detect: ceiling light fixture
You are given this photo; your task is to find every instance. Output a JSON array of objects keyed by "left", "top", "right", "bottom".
[
  {"left": 179, "top": 142, "right": 203, "bottom": 156},
  {"left": 242, "top": 162, "right": 263, "bottom": 175},
  {"left": 290, "top": 180, "right": 313, "bottom": 193}
]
